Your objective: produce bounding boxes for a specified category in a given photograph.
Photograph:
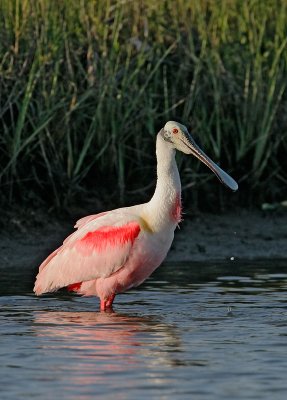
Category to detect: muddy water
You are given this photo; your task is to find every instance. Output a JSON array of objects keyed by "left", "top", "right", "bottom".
[{"left": 1, "top": 261, "right": 287, "bottom": 399}]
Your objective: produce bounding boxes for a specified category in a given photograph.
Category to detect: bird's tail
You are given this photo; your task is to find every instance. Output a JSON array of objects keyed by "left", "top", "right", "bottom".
[{"left": 33, "top": 246, "right": 62, "bottom": 295}]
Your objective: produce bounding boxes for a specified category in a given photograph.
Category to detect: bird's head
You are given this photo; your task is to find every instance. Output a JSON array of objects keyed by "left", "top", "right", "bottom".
[{"left": 161, "top": 121, "right": 238, "bottom": 191}]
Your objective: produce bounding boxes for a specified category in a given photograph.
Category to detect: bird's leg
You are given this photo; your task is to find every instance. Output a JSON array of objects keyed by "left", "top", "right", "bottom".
[
  {"left": 106, "top": 293, "right": 115, "bottom": 308},
  {"left": 100, "top": 294, "right": 115, "bottom": 311},
  {"left": 100, "top": 299, "right": 106, "bottom": 311}
]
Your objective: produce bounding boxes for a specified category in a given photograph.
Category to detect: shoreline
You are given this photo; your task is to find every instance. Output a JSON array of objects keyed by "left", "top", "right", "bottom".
[
  {"left": 1, "top": 210, "right": 286, "bottom": 276},
  {"left": 167, "top": 210, "right": 287, "bottom": 262}
]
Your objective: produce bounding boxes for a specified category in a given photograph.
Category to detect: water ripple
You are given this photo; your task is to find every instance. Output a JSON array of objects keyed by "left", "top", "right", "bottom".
[{"left": 1, "top": 260, "right": 287, "bottom": 399}]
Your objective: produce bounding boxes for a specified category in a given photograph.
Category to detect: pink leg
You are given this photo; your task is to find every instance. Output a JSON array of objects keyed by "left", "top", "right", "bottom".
[
  {"left": 106, "top": 293, "right": 115, "bottom": 308},
  {"left": 100, "top": 294, "right": 116, "bottom": 311},
  {"left": 100, "top": 299, "right": 107, "bottom": 311}
]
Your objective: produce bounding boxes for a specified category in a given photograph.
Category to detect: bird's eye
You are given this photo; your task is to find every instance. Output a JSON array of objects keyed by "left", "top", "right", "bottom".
[{"left": 172, "top": 128, "right": 179, "bottom": 134}]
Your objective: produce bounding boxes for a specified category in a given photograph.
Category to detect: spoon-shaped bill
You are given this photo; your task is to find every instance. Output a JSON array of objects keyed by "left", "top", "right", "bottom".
[{"left": 183, "top": 134, "right": 238, "bottom": 192}]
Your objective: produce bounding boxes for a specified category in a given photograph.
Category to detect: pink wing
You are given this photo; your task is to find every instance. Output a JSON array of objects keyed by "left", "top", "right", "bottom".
[
  {"left": 34, "top": 212, "right": 141, "bottom": 295},
  {"left": 37, "top": 211, "right": 108, "bottom": 274},
  {"left": 74, "top": 212, "right": 107, "bottom": 229}
]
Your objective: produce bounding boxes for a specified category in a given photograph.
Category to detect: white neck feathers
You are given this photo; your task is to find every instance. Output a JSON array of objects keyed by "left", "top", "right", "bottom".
[{"left": 145, "top": 133, "right": 181, "bottom": 231}]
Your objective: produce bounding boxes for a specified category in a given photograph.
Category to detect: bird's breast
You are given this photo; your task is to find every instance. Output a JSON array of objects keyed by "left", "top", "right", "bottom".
[{"left": 170, "top": 192, "right": 182, "bottom": 223}]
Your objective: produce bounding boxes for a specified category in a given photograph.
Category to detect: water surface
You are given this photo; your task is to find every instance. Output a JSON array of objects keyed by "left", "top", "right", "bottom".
[{"left": 1, "top": 261, "right": 287, "bottom": 399}]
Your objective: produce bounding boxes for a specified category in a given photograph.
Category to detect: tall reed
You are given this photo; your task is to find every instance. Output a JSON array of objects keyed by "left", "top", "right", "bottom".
[{"left": 0, "top": 0, "right": 286, "bottom": 211}]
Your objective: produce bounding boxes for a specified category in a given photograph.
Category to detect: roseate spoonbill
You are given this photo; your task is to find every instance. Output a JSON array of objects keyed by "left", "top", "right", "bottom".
[{"left": 34, "top": 121, "right": 238, "bottom": 310}]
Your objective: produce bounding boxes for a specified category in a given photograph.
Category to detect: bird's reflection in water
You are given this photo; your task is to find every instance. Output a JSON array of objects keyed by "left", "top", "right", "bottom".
[{"left": 32, "top": 309, "right": 182, "bottom": 388}]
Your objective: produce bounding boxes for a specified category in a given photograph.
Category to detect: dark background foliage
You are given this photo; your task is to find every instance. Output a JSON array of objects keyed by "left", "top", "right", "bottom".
[{"left": 1, "top": 0, "right": 286, "bottom": 214}]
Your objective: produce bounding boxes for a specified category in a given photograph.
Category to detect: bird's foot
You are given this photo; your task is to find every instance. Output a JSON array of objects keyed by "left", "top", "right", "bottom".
[{"left": 100, "top": 294, "right": 116, "bottom": 312}]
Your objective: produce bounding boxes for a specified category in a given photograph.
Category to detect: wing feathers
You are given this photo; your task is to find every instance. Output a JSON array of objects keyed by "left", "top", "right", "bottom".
[
  {"left": 75, "top": 223, "right": 140, "bottom": 255},
  {"left": 34, "top": 219, "right": 141, "bottom": 295},
  {"left": 74, "top": 212, "right": 107, "bottom": 230}
]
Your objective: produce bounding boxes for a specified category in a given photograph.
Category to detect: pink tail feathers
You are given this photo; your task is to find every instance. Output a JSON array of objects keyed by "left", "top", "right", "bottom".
[
  {"left": 34, "top": 246, "right": 62, "bottom": 295},
  {"left": 34, "top": 279, "right": 44, "bottom": 296},
  {"left": 34, "top": 269, "right": 56, "bottom": 295}
]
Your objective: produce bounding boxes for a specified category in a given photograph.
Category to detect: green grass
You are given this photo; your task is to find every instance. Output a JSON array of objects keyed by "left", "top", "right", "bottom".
[{"left": 0, "top": 0, "right": 287, "bottom": 212}]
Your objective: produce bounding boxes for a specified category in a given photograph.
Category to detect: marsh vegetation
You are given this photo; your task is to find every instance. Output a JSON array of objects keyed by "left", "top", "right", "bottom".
[{"left": 0, "top": 0, "right": 286, "bottom": 211}]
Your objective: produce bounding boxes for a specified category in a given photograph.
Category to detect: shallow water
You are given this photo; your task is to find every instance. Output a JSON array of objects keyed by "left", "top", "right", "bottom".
[{"left": 1, "top": 260, "right": 287, "bottom": 399}]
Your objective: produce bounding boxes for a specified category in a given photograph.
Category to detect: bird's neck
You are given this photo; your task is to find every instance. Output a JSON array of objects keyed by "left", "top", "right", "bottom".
[{"left": 144, "top": 133, "right": 182, "bottom": 231}]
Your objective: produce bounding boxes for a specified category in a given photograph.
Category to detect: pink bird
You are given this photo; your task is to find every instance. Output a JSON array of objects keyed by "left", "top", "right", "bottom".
[{"left": 34, "top": 121, "right": 238, "bottom": 310}]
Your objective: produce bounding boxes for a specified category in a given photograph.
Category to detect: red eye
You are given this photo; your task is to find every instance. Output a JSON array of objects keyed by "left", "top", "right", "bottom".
[{"left": 172, "top": 128, "right": 178, "bottom": 134}]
